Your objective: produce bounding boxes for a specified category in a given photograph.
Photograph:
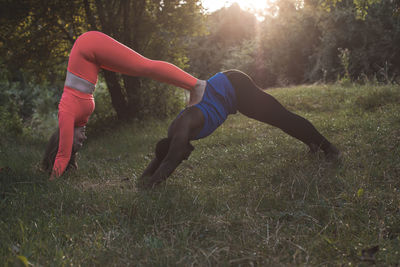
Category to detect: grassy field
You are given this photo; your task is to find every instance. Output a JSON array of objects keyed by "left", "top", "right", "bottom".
[{"left": 1, "top": 83, "right": 399, "bottom": 266}]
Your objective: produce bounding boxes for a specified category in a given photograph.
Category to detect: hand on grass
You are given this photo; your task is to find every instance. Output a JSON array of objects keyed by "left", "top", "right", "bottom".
[{"left": 49, "top": 171, "right": 56, "bottom": 181}]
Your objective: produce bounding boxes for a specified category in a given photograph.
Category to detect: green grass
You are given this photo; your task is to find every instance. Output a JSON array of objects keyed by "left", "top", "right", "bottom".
[{"left": 1, "top": 83, "right": 400, "bottom": 266}]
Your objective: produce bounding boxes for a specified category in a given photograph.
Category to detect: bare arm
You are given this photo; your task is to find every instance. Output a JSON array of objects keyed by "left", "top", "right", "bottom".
[
  {"left": 137, "top": 107, "right": 203, "bottom": 189},
  {"left": 137, "top": 137, "right": 171, "bottom": 187},
  {"left": 145, "top": 135, "right": 194, "bottom": 188}
]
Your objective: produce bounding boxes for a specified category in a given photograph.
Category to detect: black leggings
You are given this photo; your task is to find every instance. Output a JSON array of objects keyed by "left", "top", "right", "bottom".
[{"left": 223, "top": 70, "right": 331, "bottom": 150}]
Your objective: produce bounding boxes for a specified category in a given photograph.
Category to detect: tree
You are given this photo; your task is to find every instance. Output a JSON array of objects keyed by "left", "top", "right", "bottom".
[
  {"left": 258, "top": 0, "right": 321, "bottom": 86},
  {"left": 188, "top": 3, "right": 258, "bottom": 79},
  {"left": 319, "top": 0, "right": 382, "bottom": 18},
  {"left": 87, "top": 0, "right": 203, "bottom": 120},
  {"left": 0, "top": 0, "right": 203, "bottom": 121},
  {"left": 310, "top": 0, "right": 400, "bottom": 82}
]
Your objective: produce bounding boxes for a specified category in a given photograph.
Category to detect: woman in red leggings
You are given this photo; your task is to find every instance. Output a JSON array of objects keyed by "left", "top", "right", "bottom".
[{"left": 42, "top": 31, "right": 206, "bottom": 180}]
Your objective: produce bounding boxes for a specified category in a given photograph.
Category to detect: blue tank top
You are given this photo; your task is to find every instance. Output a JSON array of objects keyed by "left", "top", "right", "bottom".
[{"left": 192, "top": 72, "right": 237, "bottom": 140}]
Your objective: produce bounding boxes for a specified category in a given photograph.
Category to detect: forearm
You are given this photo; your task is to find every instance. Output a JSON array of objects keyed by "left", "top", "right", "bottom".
[
  {"left": 147, "top": 158, "right": 183, "bottom": 187},
  {"left": 50, "top": 112, "right": 75, "bottom": 180},
  {"left": 144, "top": 140, "right": 194, "bottom": 188},
  {"left": 139, "top": 109, "right": 199, "bottom": 188},
  {"left": 138, "top": 156, "right": 183, "bottom": 189},
  {"left": 140, "top": 157, "right": 161, "bottom": 178}
]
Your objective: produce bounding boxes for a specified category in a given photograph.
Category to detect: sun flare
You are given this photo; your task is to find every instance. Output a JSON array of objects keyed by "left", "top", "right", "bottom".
[
  {"left": 237, "top": 0, "right": 276, "bottom": 11},
  {"left": 202, "top": 0, "right": 277, "bottom": 20},
  {"left": 202, "top": 0, "right": 277, "bottom": 11}
]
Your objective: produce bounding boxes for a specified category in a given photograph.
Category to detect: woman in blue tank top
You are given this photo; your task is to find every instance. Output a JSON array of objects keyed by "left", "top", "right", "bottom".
[{"left": 138, "top": 70, "right": 340, "bottom": 189}]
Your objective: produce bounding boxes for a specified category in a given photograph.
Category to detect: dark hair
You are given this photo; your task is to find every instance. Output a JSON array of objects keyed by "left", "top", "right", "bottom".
[{"left": 41, "top": 128, "right": 78, "bottom": 173}]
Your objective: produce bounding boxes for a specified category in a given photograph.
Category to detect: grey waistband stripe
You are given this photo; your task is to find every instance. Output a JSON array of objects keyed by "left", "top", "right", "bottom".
[{"left": 65, "top": 71, "right": 95, "bottom": 94}]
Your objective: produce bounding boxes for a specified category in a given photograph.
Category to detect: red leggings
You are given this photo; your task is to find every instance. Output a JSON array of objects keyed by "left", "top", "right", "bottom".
[{"left": 53, "top": 31, "right": 198, "bottom": 177}]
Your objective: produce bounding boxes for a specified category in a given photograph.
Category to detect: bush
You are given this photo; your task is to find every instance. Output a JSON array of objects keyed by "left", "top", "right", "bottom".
[
  {"left": 0, "top": 75, "right": 60, "bottom": 139},
  {"left": 136, "top": 80, "right": 186, "bottom": 119},
  {"left": 0, "top": 103, "right": 24, "bottom": 137},
  {"left": 0, "top": 81, "right": 24, "bottom": 137}
]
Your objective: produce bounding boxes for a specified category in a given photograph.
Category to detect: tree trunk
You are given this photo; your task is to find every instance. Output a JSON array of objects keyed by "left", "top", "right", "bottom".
[
  {"left": 102, "top": 70, "right": 130, "bottom": 120},
  {"left": 123, "top": 75, "right": 142, "bottom": 119}
]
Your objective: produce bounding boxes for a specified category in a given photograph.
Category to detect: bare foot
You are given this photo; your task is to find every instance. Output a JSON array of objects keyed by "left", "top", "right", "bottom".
[
  {"left": 308, "top": 143, "right": 342, "bottom": 162},
  {"left": 188, "top": 80, "right": 206, "bottom": 106},
  {"left": 324, "top": 144, "right": 342, "bottom": 161},
  {"left": 308, "top": 143, "right": 320, "bottom": 154}
]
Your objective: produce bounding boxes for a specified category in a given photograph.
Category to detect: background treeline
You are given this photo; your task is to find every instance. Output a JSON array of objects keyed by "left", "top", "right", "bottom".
[{"left": 0, "top": 0, "right": 399, "bottom": 137}]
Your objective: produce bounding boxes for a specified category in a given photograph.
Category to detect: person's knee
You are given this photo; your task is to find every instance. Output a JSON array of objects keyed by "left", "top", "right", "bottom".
[
  {"left": 77, "top": 31, "right": 101, "bottom": 41},
  {"left": 73, "top": 31, "right": 102, "bottom": 58}
]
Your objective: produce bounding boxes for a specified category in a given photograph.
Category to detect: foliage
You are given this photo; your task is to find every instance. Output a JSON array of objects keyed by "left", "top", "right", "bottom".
[
  {"left": 0, "top": 0, "right": 82, "bottom": 83},
  {"left": 259, "top": 0, "right": 322, "bottom": 86},
  {"left": 0, "top": 0, "right": 203, "bottom": 122},
  {"left": 319, "top": 0, "right": 383, "bottom": 19},
  {"left": 337, "top": 47, "right": 351, "bottom": 85},
  {"left": 221, "top": 41, "right": 259, "bottom": 76},
  {"left": 188, "top": 3, "right": 258, "bottom": 79},
  {"left": 0, "top": 99, "right": 24, "bottom": 137},
  {"left": 0, "top": 64, "right": 59, "bottom": 139},
  {"left": 309, "top": 0, "right": 400, "bottom": 83},
  {"left": 0, "top": 0, "right": 399, "bottom": 135},
  {"left": 82, "top": 0, "right": 204, "bottom": 120},
  {"left": 188, "top": 0, "right": 398, "bottom": 88},
  {"left": 1, "top": 83, "right": 400, "bottom": 265}
]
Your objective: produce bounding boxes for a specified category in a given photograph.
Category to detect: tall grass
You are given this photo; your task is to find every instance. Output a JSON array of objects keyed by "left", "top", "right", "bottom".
[{"left": 1, "top": 84, "right": 399, "bottom": 266}]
